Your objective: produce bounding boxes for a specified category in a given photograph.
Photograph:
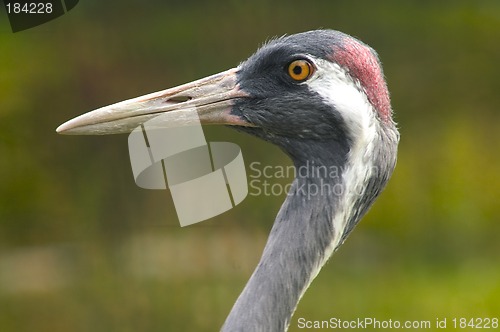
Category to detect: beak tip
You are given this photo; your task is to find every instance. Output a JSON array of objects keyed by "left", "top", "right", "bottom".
[
  {"left": 56, "top": 121, "right": 73, "bottom": 135},
  {"left": 56, "top": 125, "right": 64, "bottom": 134}
]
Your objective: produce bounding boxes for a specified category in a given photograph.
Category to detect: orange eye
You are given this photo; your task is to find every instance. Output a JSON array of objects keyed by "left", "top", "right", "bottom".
[{"left": 287, "top": 59, "right": 314, "bottom": 81}]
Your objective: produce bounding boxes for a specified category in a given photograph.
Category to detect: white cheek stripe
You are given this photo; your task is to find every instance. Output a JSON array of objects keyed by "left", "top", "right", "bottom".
[{"left": 300, "top": 57, "right": 378, "bottom": 295}]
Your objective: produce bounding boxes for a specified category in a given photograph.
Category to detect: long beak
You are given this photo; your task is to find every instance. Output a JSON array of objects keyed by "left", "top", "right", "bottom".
[{"left": 56, "top": 67, "right": 251, "bottom": 135}]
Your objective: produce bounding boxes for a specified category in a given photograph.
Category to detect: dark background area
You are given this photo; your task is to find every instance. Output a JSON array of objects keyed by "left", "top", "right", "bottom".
[{"left": 0, "top": 1, "right": 499, "bottom": 331}]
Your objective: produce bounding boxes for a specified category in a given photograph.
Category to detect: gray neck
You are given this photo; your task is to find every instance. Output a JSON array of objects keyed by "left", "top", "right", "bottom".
[
  {"left": 221, "top": 124, "right": 398, "bottom": 332},
  {"left": 221, "top": 172, "right": 341, "bottom": 332}
]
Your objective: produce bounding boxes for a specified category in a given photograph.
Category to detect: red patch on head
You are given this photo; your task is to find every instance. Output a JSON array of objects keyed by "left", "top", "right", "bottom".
[{"left": 330, "top": 38, "right": 391, "bottom": 122}]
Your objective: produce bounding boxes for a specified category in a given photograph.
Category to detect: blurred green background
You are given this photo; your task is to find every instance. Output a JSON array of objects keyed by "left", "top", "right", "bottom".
[{"left": 1, "top": 1, "right": 499, "bottom": 331}]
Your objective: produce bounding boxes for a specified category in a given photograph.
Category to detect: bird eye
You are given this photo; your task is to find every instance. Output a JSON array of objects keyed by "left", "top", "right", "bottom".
[{"left": 287, "top": 59, "right": 314, "bottom": 82}]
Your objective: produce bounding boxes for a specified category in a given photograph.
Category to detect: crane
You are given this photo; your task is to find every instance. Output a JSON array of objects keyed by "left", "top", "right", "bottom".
[{"left": 57, "top": 29, "right": 399, "bottom": 332}]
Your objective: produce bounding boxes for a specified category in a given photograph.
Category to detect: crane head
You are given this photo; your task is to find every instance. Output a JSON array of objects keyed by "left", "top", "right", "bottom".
[{"left": 57, "top": 30, "right": 396, "bottom": 163}]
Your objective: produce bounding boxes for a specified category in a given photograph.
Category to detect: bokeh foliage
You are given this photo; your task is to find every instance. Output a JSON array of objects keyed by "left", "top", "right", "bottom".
[{"left": 0, "top": 1, "right": 499, "bottom": 331}]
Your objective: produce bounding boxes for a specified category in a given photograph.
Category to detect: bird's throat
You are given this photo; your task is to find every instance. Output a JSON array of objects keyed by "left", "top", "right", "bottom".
[{"left": 222, "top": 160, "right": 349, "bottom": 331}]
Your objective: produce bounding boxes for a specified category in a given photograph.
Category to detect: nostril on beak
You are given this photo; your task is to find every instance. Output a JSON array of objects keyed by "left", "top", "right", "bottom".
[{"left": 167, "top": 96, "right": 192, "bottom": 103}]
